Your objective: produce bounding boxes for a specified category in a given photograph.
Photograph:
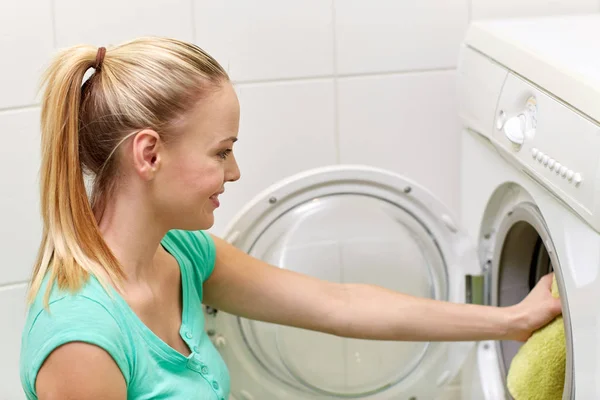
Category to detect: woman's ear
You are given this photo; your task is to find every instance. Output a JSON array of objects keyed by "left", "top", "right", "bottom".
[{"left": 131, "top": 129, "right": 161, "bottom": 180}]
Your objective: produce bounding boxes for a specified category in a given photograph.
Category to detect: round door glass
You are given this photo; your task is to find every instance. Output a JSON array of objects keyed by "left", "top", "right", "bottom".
[{"left": 238, "top": 193, "right": 448, "bottom": 397}]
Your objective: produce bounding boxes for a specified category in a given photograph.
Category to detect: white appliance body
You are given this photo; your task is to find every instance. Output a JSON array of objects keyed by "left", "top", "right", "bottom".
[
  {"left": 457, "top": 14, "right": 600, "bottom": 399},
  {"left": 204, "top": 14, "right": 600, "bottom": 400}
]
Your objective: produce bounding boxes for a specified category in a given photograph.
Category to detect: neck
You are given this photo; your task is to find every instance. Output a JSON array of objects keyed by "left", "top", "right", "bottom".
[{"left": 97, "top": 188, "right": 167, "bottom": 284}]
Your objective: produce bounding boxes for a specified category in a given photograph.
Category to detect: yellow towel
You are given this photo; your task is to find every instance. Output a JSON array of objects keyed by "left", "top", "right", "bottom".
[{"left": 506, "top": 275, "right": 565, "bottom": 400}]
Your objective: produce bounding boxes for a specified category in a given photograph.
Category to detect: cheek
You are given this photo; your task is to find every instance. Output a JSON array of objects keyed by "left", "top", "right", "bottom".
[{"left": 172, "top": 158, "right": 224, "bottom": 197}]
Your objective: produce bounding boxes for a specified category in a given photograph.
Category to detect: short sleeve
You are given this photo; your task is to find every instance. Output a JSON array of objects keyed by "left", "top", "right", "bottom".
[
  {"left": 187, "top": 230, "right": 217, "bottom": 282},
  {"left": 162, "top": 230, "right": 217, "bottom": 284},
  {"left": 20, "top": 295, "right": 132, "bottom": 398}
]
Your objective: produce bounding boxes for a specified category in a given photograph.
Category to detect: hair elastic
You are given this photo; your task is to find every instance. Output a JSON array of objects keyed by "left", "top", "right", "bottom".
[{"left": 95, "top": 47, "right": 106, "bottom": 70}]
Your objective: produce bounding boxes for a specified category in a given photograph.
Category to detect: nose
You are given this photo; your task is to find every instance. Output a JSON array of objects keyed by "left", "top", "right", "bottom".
[{"left": 225, "top": 155, "right": 241, "bottom": 182}]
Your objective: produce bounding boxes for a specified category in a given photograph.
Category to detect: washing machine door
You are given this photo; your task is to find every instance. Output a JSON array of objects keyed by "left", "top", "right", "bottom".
[{"left": 209, "top": 165, "right": 481, "bottom": 400}]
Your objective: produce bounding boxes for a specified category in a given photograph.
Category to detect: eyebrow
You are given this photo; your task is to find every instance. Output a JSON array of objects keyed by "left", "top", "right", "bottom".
[{"left": 220, "top": 136, "right": 238, "bottom": 143}]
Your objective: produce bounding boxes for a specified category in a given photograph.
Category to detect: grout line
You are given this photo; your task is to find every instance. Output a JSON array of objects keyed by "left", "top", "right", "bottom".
[
  {"left": 232, "top": 67, "right": 456, "bottom": 87},
  {"left": 331, "top": 0, "right": 341, "bottom": 164},
  {"left": 331, "top": 0, "right": 338, "bottom": 75},
  {"left": 50, "top": 0, "right": 58, "bottom": 48},
  {"left": 467, "top": 0, "right": 473, "bottom": 22},
  {"left": 232, "top": 74, "right": 337, "bottom": 86},
  {"left": 0, "top": 281, "right": 29, "bottom": 291},
  {"left": 190, "top": 0, "right": 197, "bottom": 42},
  {"left": 336, "top": 67, "right": 456, "bottom": 79},
  {"left": 0, "top": 104, "right": 40, "bottom": 114}
]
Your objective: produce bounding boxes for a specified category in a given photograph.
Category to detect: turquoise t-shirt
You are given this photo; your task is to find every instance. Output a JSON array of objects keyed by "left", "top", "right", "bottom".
[{"left": 19, "top": 230, "right": 230, "bottom": 400}]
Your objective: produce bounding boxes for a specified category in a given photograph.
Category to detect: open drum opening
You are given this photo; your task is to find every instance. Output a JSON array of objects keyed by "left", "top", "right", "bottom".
[{"left": 491, "top": 204, "right": 573, "bottom": 399}]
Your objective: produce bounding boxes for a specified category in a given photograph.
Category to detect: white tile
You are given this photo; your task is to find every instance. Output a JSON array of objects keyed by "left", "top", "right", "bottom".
[
  {"left": 54, "top": 0, "right": 194, "bottom": 48},
  {"left": 210, "top": 80, "right": 337, "bottom": 237},
  {"left": 194, "top": 1, "right": 335, "bottom": 82},
  {"left": 334, "top": 0, "right": 469, "bottom": 74},
  {"left": 0, "top": 109, "right": 43, "bottom": 285},
  {"left": 0, "top": 284, "right": 28, "bottom": 400},
  {"left": 0, "top": 0, "right": 54, "bottom": 109},
  {"left": 472, "top": 0, "right": 599, "bottom": 20},
  {"left": 338, "top": 71, "right": 461, "bottom": 214}
]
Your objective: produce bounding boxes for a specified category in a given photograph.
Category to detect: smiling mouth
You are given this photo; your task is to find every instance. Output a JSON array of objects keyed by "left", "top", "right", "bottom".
[{"left": 210, "top": 191, "right": 223, "bottom": 208}]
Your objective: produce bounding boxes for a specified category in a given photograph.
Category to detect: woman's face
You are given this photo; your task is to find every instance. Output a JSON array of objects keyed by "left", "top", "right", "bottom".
[{"left": 152, "top": 82, "right": 241, "bottom": 231}]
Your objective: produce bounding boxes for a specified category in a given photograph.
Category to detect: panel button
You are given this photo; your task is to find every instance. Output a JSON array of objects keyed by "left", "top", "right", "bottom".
[
  {"left": 532, "top": 148, "right": 539, "bottom": 158},
  {"left": 542, "top": 155, "right": 549, "bottom": 165},
  {"left": 574, "top": 173, "right": 583, "bottom": 185},
  {"left": 497, "top": 111, "right": 506, "bottom": 130},
  {"left": 548, "top": 159, "right": 555, "bottom": 170},
  {"left": 566, "top": 170, "right": 574, "bottom": 181},
  {"left": 559, "top": 166, "right": 568, "bottom": 177}
]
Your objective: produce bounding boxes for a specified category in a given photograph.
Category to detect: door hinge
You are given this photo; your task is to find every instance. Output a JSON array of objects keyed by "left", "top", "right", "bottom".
[
  {"left": 466, "top": 260, "right": 492, "bottom": 306},
  {"left": 466, "top": 274, "right": 485, "bottom": 305}
]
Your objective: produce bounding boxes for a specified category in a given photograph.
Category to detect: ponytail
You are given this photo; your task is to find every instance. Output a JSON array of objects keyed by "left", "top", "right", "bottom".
[
  {"left": 28, "top": 46, "right": 125, "bottom": 306},
  {"left": 27, "top": 38, "right": 228, "bottom": 307}
]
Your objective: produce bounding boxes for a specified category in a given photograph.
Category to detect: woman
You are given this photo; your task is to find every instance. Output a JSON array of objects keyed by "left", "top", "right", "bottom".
[{"left": 19, "top": 38, "right": 561, "bottom": 400}]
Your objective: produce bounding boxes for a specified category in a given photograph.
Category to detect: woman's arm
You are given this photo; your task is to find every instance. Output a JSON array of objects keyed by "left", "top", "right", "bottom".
[
  {"left": 36, "top": 342, "right": 126, "bottom": 400},
  {"left": 203, "top": 235, "right": 561, "bottom": 342},
  {"left": 314, "top": 275, "right": 559, "bottom": 342}
]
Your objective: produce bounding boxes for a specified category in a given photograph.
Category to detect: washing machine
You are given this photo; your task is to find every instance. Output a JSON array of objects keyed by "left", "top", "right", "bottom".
[
  {"left": 203, "top": 14, "right": 600, "bottom": 400},
  {"left": 457, "top": 13, "right": 600, "bottom": 399}
]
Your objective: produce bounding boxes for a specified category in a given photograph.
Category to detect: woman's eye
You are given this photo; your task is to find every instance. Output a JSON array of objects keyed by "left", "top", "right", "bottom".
[{"left": 218, "top": 149, "right": 232, "bottom": 160}]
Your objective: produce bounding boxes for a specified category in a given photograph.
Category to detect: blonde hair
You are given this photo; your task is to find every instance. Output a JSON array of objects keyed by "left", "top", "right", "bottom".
[{"left": 28, "top": 37, "right": 229, "bottom": 306}]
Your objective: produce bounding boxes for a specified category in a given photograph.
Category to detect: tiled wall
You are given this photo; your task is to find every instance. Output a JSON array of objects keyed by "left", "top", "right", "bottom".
[{"left": 2, "top": 1, "right": 598, "bottom": 399}]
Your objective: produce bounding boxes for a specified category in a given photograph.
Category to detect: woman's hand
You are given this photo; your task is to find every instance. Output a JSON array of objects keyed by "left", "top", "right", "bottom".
[{"left": 505, "top": 273, "right": 563, "bottom": 342}]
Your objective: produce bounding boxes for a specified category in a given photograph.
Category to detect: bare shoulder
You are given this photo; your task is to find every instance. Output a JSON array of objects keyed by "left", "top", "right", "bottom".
[{"left": 36, "top": 342, "right": 126, "bottom": 400}]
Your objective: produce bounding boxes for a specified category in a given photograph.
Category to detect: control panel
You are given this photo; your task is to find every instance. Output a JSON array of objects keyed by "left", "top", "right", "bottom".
[
  {"left": 492, "top": 72, "right": 600, "bottom": 230},
  {"left": 529, "top": 148, "right": 582, "bottom": 186},
  {"left": 457, "top": 45, "right": 508, "bottom": 140}
]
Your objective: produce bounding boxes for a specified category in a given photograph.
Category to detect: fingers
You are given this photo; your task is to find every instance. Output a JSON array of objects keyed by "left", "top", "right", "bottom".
[
  {"left": 552, "top": 297, "right": 563, "bottom": 315},
  {"left": 535, "top": 272, "right": 554, "bottom": 290}
]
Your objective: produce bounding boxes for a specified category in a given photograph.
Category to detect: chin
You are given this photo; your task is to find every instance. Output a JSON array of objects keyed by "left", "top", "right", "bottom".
[
  {"left": 198, "top": 219, "right": 214, "bottom": 231},
  {"left": 194, "top": 215, "right": 215, "bottom": 232},
  {"left": 170, "top": 215, "right": 214, "bottom": 232}
]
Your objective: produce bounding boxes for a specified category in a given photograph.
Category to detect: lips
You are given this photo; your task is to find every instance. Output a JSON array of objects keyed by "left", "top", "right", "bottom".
[{"left": 210, "top": 190, "right": 224, "bottom": 208}]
